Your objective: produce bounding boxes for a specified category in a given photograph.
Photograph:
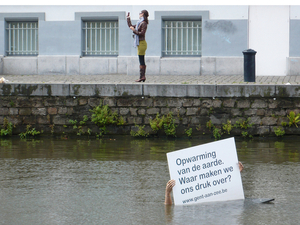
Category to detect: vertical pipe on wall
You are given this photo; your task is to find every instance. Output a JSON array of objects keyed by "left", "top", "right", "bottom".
[
  {"left": 191, "top": 22, "right": 194, "bottom": 55},
  {"left": 110, "top": 22, "right": 112, "bottom": 55},
  {"left": 95, "top": 22, "right": 98, "bottom": 55},
  {"left": 100, "top": 22, "right": 102, "bottom": 55},
  {"left": 181, "top": 22, "right": 184, "bottom": 55},
  {"left": 105, "top": 23, "right": 107, "bottom": 55},
  {"left": 165, "top": 22, "right": 167, "bottom": 55},
  {"left": 170, "top": 22, "right": 173, "bottom": 55},
  {"left": 196, "top": 23, "right": 199, "bottom": 54},
  {"left": 186, "top": 22, "right": 188, "bottom": 55},
  {"left": 17, "top": 23, "right": 20, "bottom": 55},
  {"left": 176, "top": 21, "right": 178, "bottom": 55},
  {"left": 8, "top": 23, "right": 11, "bottom": 55},
  {"left": 30, "top": 23, "right": 32, "bottom": 54},
  {"left": 85, "top": 22, "right": 87, "bottom": 55},
  {"left": 25, "top": 23, "right": 28, "bottom": 55}
]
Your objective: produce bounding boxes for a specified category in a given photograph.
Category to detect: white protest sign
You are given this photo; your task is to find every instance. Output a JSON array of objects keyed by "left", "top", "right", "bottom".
[{"left": 166, "top": 137, "right": 244, "bottom": 205}]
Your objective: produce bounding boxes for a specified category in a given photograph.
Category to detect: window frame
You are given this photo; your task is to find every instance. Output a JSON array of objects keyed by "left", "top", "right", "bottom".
[
  {"left": 82, "top": 20, "right": 119, "bottom": 57},
  {"left": 75, "top": 12, "right": 124, "bottom": 57},
  {"left": 162, "top": 19, "right": 202, "bottom": 57},
  {"left": 155, "top": 11, "right": 208, "bottom": 58},
  {"left": 6, "top": 21, "right": 39, "bottom": 56},
  {"left": 0, "top": 13, "right": 45, "bottom": 57}
]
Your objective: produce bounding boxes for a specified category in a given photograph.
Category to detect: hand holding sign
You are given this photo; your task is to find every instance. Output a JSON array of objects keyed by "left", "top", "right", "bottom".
[
  {"left": 164, "top": 161, "right": 244, "bottom": 205},
  {"left": 166, "top": 138, "right": 244, "bottom": 205}
]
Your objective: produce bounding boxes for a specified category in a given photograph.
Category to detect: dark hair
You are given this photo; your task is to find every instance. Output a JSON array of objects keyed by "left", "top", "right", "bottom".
[{"left": 141, "top": 10, "right": 149, "bottom": 24}]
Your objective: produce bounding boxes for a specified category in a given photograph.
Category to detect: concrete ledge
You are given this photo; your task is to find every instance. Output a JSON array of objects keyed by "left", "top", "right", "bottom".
[
  {"left": 287, "top": 57, "right": 300, "bottom": 76},
  {"left": 2, "top": 83, "right": 300, "bottom": 97},
  {"left": 276, "top": 85, "right": 300, "bottom": 97},
  {"left": 1, "top": 56, "right": 244, "bottom": 76},
  {"left": 70, "top": 84, "right": 96, "bottom": 96},
  {"left": 0, "top": 83, "right": 69, "bottom": 96},
  {"left": 66, "top": 56, "right": 80, "bottom": 75},
  {"left": 113, "top": 84, "right": 143, "bottom": 96},
  {"left": 69, "top": 84, "right": 143, "bottom": 96},
  {"left": 126, "top": 57, "right": 140, "bottom": 76},
  {"left": 79, "top": 58, "right": 109, "bottom": 75},
  {"left": 160, "top": 58, "right": 201, "bottom": 75},
  {"left": 144, "top": 84, "right": 188, "bottom": 97},
  {"left": 201, "top": 57, "right": 243, "bottom": 76},
  {"left": 95, "top": 84, "right": 120, "bottom": 97},
  {"left": 38, "top": 56, "right": 66, "bottom": 75},
  {"left": 117, "top": 56, "right": 128, "bottom": 74},
  {"left": 216, "top": 85, "right": 276, "bottom": 97},
  {"left": 3, "top": 57, "right": 38, "bottom": 75},
  {"left": 216, "top": 57, "right": 243, "bottom": 75},
  {"left": 187, "top": 85, "right": 216, "bottom": 97},
  {"left": 201, "top": 57, "right": 216, "bottom": 75},
  {"left": 145, "top": 57, "right": 160, "bottom": 75}
]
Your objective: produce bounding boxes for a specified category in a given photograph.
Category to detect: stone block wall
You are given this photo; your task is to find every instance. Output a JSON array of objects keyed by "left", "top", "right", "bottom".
[{"left": 1, "top": 95, "right": 300, "bottom": 137}]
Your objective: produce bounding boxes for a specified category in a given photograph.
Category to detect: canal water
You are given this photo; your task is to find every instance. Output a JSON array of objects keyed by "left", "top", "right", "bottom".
[{"left": 0, "top": 136, "right": 299, "bottom": 225}]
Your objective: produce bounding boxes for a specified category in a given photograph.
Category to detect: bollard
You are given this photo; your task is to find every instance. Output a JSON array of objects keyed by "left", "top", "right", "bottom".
[{"left": 242, "top": 49, "right": 257, "bottom": 82}]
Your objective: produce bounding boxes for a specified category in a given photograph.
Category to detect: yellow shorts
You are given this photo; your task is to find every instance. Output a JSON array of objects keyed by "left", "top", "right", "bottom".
[{"left": 138, "top": 40, "right": 147, "bottom": 55}]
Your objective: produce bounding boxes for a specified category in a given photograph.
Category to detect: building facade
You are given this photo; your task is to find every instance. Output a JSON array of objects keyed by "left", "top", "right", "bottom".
[{"left": 0, "top": 5, "right": 299, "bottom": 76}]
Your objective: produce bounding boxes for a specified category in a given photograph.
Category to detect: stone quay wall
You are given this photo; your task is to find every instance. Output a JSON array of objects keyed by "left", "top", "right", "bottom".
[{"left": 1, "top": 83, "right": 300, "bottom": 137}]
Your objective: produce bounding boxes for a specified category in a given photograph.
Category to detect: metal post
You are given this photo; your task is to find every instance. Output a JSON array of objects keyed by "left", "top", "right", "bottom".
[{"left": 243, "top": 49, "right": 257, "bottom": 82}]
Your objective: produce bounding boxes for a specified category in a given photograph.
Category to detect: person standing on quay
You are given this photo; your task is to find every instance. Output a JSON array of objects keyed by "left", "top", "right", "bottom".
[{"left": 127, "top": 10, "right": 149, "bottom": 82}]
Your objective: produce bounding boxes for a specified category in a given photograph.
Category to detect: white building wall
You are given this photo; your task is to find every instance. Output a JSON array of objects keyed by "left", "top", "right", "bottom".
[
  {"left": 0, "top": 5, "right": 248, "bottom": 21},
  {"left": 290, "top": 5, "right": 300, "bottom": 19},
  {"left": 249, "top": 5, "right": 290, "bottom": 76},
  {"left": 1, "top": 5, "right": 298, "bottom": 76}
]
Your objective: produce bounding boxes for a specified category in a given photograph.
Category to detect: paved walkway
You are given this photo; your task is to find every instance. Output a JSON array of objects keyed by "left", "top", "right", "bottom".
[{"left": 2, "top": 74, "right": 300, "bottom": 85}]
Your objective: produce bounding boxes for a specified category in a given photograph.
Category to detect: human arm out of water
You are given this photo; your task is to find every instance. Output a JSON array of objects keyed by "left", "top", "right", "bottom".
[
  {"left": 164, "top": 179, "right": 175, "bottom": 205},
  {"left": 239, "top": 161, "right": 244, "bottom": 172}
]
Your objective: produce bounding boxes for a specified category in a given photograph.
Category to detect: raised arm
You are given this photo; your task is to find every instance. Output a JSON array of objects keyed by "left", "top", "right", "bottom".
[
  {"left": 127, "top": 17, "right": 135, "bottom": 29},
  {"left": 164, "top": 179, "right": 176, "bottom": 205}
]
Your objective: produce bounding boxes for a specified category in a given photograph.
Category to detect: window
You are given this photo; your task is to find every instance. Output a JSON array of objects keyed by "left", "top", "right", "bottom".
[
  {"left": 82, "top": 21, "right": 118, "bottom": 56},
  {"left": 6, "top": 21, "right": 38, "bottom": 56},
  {"left": 162, "top": 20, "right": 202, "bottom": 56}
]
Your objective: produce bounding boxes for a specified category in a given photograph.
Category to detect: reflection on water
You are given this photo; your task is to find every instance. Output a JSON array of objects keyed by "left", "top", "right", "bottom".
[{"left": 0, "top": 136, "right": 300, "bottom": 225}]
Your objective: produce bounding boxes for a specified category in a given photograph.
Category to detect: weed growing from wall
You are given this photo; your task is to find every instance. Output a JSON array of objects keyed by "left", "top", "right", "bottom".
[
  {"left": 185, "top": 128, "right": 193, "bottom": 137},
  {"left": 205, "top": 120, "right": 222, "bottom": 140},
  {"left": 130, "top": 125, "right": 149, "bottom": 137},
  {"left": 287, "top": 111, "right": 300, "bottom": 128},
  {"left": 69, "top": 115, "right": 91, "bottom": 136},
  {"left": 234, "top": 118, "right": 253, "bottom": 129},
  {"left": 117, "top": 116, "right": 126, "bottom": 126},
  {"left": 206, "top": 120, "right": 214, "bottom": 131},
  {"left": 0, "top": 118, "right": 13, "bottom": 137},
  {"left": 213, "top": 127, "right": 222, "bottom": 140},
  {"left": 19, "top": 125, "right": 43, "bottom": 139},
  {"left": 222, "top": 120, "right": 232, "bottom": 134},
  {"left": 149, "top": 112, "right": 177, "bottom": 137},
  {"left": 149, "top": 113, "right": 165, "bottom": 132},
  {"left": 90, "top": 103, "right": 118, "bottom": 136},
  {"left": 274, "top": 127, "right": 285, "bottom": 137},
  {"left": 163, "top": 113, "right": 177, "bottom": 137}
]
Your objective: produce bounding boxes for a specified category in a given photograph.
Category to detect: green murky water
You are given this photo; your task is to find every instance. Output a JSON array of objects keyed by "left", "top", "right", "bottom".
[{"left": 0, "top": 136, "right": 299, "bottom": 224}]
